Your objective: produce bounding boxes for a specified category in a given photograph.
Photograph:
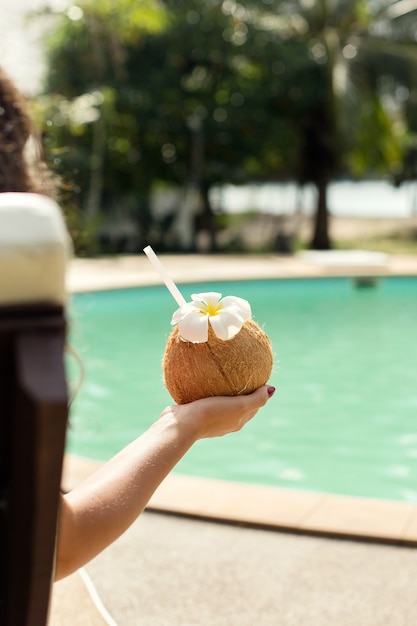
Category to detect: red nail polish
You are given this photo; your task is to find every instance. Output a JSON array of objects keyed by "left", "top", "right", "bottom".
[{"left": 267, "top": 386, "right": 276, "bottom": 398}]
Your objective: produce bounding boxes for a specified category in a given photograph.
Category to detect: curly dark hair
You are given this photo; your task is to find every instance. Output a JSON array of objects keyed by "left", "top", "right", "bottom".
[{"left": 0, "top": 66, "right": 54, "bottom": 195}]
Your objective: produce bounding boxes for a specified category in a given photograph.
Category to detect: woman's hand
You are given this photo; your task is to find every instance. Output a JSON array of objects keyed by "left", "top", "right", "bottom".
[{"left": 160, "top": 384, "right": 276, "bottom": 440}]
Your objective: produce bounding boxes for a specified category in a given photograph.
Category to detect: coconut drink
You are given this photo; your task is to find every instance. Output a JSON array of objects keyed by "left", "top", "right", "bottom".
[
  {"left": 163, "top": 292, "right": 273, "bottom": 404},
  {"left": 143, "top": 247, "right": 273, "bottom": 405}
]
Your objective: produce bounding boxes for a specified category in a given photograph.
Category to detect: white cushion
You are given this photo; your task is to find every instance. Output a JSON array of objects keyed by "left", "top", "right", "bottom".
[
  {"left": 0, "top": 193, "right": 72, "bottom": 306},
  {"left": 300, "top": 249, "right": 389, "bottom": 269}
]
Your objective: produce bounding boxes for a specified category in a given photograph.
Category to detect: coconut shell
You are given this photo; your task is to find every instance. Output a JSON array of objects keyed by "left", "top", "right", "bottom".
[{"left": 162, "top": 319, "right": 273, "bottom": 404}]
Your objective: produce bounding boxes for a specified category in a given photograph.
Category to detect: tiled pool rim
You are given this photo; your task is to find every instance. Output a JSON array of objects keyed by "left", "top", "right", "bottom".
[{"left": 65, "top": 251, "right": 417, "bottom": 545}]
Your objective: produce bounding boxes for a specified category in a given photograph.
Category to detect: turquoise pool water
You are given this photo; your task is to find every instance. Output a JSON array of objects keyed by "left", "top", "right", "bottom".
[{"left": 67, "top": 276, "right": 417, "bottom": 502}]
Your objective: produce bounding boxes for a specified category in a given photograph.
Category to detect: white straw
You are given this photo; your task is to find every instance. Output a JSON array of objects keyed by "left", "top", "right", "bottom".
[{"left": 143, "top": 245, "right": 186, "bottom": 307}]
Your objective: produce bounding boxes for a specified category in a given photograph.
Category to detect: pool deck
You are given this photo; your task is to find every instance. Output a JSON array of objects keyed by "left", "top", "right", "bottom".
[
  {"left": 50, "top": 250, "right": 417, "bottom": 625},
  {"left": 67, "top": 249, "right": 417, "bottom": 294}
]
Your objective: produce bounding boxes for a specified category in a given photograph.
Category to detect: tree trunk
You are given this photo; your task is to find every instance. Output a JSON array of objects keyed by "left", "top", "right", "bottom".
[
  {"left": 174, "top": 184, "right": 199, "bottom": 251},
  {"left": 311, "top": 177, "right": 331, "bottom": 250},
  {"left": 196, "top": 185, "right": 218, "bottom": 253},
  {"left": 86, "top": 113, "right": 105, "bottom": 220},
  {"left": 136, "top": 187, "right": 153, "bottom": 249}
]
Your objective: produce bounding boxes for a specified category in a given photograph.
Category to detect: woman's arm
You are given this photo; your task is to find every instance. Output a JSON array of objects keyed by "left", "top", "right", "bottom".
[{"left": 55, "top": 385, "right": 275, "bottom": 580}]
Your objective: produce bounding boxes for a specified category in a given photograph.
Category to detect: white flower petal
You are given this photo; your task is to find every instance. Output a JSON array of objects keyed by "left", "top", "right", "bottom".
[
  {"left": 220, "top": 295, "right": 252, "bottom": 320},
  {"left": 191, "top": 292, "right": 222, "bottom": 307},
  {"left": 178, "top": 311, "right": 209, "bottom": 343},
  {"left": 171, "top": 301, "right": 198, "bottom": 325},
  {"left": 209, "top": 309, "right": 246, "bottom": 340}
]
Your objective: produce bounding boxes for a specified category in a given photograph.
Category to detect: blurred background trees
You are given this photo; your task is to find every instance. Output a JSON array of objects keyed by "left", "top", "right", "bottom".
[{"left": 33, "top": 0, "right": 417, "bottom": 254}]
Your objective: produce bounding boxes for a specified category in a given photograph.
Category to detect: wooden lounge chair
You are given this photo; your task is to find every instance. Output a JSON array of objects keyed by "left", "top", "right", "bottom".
[{"left": 0, "top": 193, "right": 70, "bottom": 626}]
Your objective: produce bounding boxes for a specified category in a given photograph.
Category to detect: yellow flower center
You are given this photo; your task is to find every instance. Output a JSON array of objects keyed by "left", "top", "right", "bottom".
[{"left": 202, "top": 302, "right": 222, "bottom": 317}]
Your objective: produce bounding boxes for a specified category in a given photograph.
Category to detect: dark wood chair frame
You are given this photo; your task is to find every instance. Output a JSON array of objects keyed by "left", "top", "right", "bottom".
[{"left": 0, "top": 303, "right": 68, "bottom": 626}]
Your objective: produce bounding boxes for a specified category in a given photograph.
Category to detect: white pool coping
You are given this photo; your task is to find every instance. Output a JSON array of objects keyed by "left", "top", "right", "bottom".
[{"left": 67, "top": 251, "right": 417, "bottom": 295}]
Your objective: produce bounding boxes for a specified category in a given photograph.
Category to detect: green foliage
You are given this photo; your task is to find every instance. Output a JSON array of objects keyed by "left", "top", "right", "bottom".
[
  {"left": 347, "top": 92, "right": 404, "bottom": 176},
  {"left": 34, "top": 0, "right": 417, "bottom": 253}
]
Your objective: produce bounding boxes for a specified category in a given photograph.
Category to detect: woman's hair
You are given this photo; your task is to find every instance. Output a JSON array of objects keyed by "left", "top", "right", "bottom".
[
  {"left": 0, "top": 66, "right": 82, "bottom": 401},
  {"left": 0, "top": 66, "right": 54, "bottom": 196}
]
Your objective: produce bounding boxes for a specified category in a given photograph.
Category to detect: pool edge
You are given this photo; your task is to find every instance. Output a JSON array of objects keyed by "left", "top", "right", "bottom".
[{"left": 67, "top": 252, "right": 417, "bottom": 295}]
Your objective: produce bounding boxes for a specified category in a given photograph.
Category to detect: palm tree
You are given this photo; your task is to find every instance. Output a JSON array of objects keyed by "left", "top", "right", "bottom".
[{"left": 254, "top": 0, "right": 417, "bottom": 249}]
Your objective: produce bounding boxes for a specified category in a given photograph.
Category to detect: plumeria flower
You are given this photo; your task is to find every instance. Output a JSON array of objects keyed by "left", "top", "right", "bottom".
[{"left": 171, "top": 292, "right": 252, "bottom": 343}]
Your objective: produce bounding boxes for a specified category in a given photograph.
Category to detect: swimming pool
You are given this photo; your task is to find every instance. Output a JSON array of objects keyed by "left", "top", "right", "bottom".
[{"left": 67, "top": 276, "right": 417, "bottom": 502}]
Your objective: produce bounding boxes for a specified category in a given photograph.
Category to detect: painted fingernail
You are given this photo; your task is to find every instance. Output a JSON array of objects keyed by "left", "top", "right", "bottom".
[{"left": 267, "top": 386, "right": 276, "bottom": 398}]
